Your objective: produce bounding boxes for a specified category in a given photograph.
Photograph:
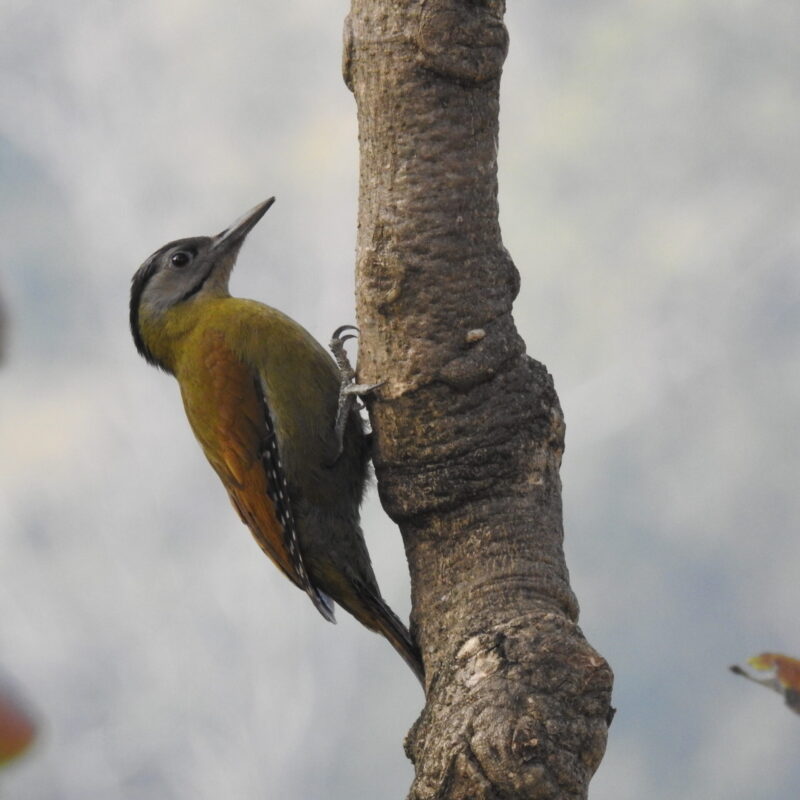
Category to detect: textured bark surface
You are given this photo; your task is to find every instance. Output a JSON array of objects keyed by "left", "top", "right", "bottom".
[{"left": 344, "top": 2, "right": 613, "bottom": 798}]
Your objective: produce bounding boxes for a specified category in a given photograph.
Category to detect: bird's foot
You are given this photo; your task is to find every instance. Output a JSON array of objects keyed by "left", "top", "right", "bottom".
[
  {"left": 329, "top": 325, "right": 359, "bottom": 384},
  {"left": 328, "top": 325, "right": 384, "bottom": 464}
]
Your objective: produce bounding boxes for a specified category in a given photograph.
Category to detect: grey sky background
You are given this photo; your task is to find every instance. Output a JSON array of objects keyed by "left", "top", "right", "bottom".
[{"left": 2, "top": 1, "right": 799, "bottom": 798}]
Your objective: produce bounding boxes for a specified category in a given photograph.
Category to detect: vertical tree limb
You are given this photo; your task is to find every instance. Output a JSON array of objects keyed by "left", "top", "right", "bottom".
[{"left": 344, "top": 2, "right": 613, "bottom": 797}]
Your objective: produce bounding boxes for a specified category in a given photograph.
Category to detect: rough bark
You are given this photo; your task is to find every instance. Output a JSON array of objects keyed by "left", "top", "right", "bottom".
[{"left": 344, "top": 2, "right": 613, "bottom": 798}]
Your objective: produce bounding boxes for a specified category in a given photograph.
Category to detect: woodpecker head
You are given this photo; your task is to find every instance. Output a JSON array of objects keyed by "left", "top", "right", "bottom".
[{"left": 130, "top": 197, "right": 274, "bottom": 367}]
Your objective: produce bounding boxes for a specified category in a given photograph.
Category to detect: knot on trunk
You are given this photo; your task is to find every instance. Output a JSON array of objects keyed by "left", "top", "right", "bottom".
[
  {"left": 415, "top": 0, "right": 509, "bottom": 84},
  {"left": 407, "top": 614, "right": 613, "bottom": 799}
]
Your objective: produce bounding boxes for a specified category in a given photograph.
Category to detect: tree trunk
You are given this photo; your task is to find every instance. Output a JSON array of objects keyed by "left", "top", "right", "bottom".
[{"left": 344, "top": 2, "right": 613, "bottom": 798}]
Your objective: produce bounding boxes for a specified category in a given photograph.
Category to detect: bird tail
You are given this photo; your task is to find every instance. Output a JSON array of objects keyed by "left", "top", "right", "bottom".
[{"left": 359, "top": 590, "right": 425, "bottom": 686}]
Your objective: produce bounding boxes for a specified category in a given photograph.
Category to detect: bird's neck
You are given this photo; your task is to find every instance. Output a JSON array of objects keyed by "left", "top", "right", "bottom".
[{"left": 138, "top": 295, "right": 224, "bottom": 374}]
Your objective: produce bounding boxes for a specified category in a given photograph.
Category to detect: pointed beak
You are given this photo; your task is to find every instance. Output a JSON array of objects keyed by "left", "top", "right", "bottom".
[{"left": 211, "top": 196, "right": 275, "bottom": 255}]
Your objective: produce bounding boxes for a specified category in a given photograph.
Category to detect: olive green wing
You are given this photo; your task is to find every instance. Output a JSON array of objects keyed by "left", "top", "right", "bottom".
[{"left": 181, "top": 328, "right": 335, "bottom": 622}]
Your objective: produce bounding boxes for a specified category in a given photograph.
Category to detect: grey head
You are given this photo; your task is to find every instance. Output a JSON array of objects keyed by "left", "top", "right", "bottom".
[{"left": 130, "top": 197, "right": 275, "bottom": 366}]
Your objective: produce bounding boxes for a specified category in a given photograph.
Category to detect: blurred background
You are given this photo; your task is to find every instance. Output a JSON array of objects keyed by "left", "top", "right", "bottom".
[{"left": 1, "top": 1, "right": 799, "bottom": 797}]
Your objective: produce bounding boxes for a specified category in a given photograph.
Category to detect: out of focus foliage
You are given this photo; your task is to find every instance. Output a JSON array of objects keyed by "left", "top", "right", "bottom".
[
  {"left": 0, "top": 686, "right": 36, "bottom": 767},
  {"left": 731, "top": 653, "right": 800, "bottom": 715}
]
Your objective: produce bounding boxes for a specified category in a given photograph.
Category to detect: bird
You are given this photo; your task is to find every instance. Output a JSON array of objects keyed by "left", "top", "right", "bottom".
[{"left": 129, "top": 197, "right": 423, "bottom": 685}]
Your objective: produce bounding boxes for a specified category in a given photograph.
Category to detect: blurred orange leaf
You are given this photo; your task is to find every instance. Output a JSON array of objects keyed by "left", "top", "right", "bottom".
[
  {"left": 0, "top": 687, "right": 36, "bottom": 766},
  {"left": 730, "top": 652, "right": 800, "bottom": 714}
]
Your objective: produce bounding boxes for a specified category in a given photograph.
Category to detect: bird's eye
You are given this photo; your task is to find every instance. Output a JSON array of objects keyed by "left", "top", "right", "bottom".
[{"left": 170, "top": 251, "right": 192, "bottom": 267}]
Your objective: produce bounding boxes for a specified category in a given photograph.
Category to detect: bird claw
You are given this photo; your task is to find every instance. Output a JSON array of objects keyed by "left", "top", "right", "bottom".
[
  {"left": 328, "top": 326, "right": 383, "bottom": 465},
  {"left": 341, "top": 381, "right": 385, "bottom": 396},
  {"left": 329, "top": 326, "right": 358, "bottom": 384},
  {"left": 332, "top": 324, "right": 359, "bottom": 340}
]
